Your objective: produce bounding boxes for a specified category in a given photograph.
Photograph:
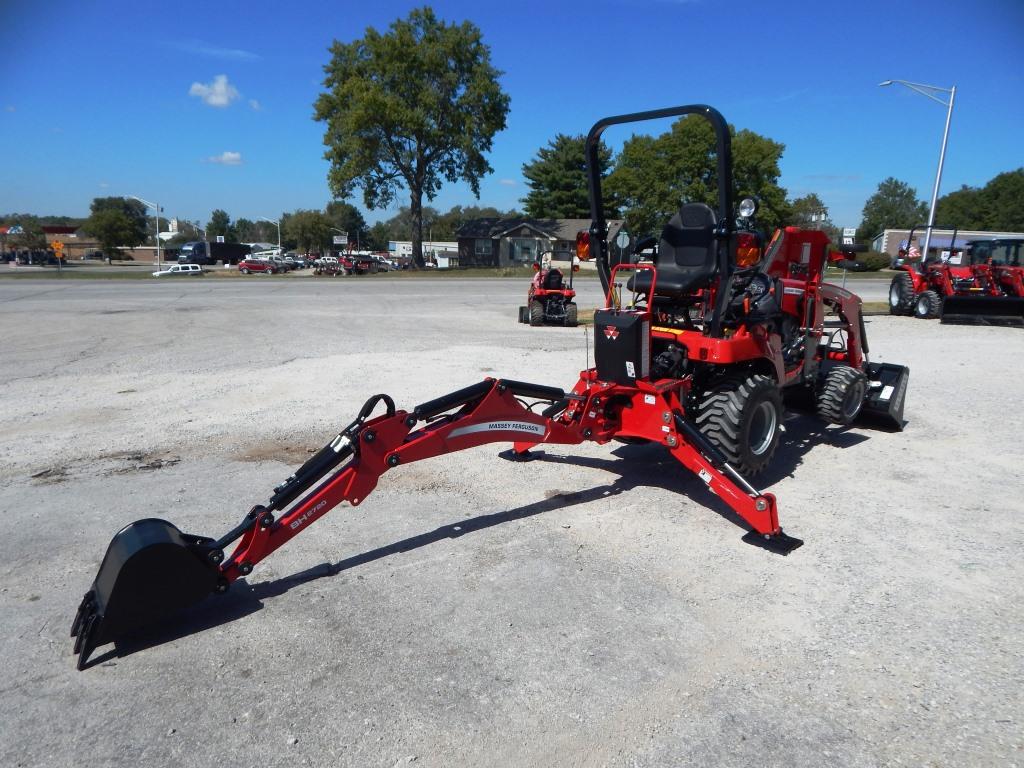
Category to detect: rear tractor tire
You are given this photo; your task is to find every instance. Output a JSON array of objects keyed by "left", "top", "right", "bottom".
[
  {"left": 889, "top": 272, "right": 916, "bottom": 315},
  {"left": 529, "top": 301, "right": 544, "bottom": 326},
  {"left": 817, "top": 365, "right": 867, "bottom": 425},
  {"left": 914, "top": 290, "right": 942, "bottom": 319},
  {"left": 564, "top": 302, "right": 578, "bottom": 327},
  {"left": 696, "top": 374, "right": 783, "bottom": 478}
]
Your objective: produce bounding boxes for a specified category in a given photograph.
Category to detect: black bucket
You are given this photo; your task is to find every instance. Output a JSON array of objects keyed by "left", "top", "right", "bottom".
[
  {"left": 940, "top": 296, "right": 1024, "bottom": 326},
  {"left": 71, "top": 518, "right": 222, "bottom": 669},
  {"left": 860, "top": 362, "right": 909, "bottom": 431}
]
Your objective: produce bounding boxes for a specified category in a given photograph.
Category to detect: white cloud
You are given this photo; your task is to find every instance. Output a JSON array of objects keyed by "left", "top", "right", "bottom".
[
  {"left": 206, "top": 151, "right": 243, "bottom": 165},
  {"left": 171, "top": 40, "right": 260, "bottom": 62},
  {"left": 249, "top": 99, "right": 261, "bottom": 111},
  {"left": 499, "top": 178, "right": 517, "bottom": 186},
  {"left": 189, "top": 75, "right": 240, "bottom": 108}
]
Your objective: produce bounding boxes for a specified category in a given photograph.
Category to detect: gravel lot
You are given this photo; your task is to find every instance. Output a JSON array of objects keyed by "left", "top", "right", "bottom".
[{"left": 0, "top": 278, "right": 1021, "bottom": 768}]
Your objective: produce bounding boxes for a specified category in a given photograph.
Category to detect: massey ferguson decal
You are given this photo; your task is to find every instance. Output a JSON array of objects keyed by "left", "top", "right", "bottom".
[
  {"left": 448, "top": 421, "right": 547, "bottom": 439},
  {"left": 604, "top": 326, "right": 619, "bottom": 340}
]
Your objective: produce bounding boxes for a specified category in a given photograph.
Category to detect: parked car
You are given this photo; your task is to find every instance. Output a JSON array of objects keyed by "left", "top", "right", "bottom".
[
  {"left": 238, "top": 258, "right": 277, "bottom": 274},
  {"left": 284, "top": 255, "right": 307, "bottom": 270},
  {"left": 266, "top": 254, "right": 293, "bottom": 272},
  {"left": 341, "top": 253, "right": 377, "bottom": 275},
  {"left": 152, "top": 264, "right": 204, "bottom": 277}
]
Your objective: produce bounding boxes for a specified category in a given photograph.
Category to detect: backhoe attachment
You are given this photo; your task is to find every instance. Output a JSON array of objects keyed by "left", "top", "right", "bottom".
[{"left": 72, "top": 375, "right": 788, "bottom": 669}]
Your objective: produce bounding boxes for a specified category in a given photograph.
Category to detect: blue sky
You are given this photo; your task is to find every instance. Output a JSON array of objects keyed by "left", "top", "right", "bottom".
[{"left": 1, "top": 0, "right": 1022, "bottom": 230}]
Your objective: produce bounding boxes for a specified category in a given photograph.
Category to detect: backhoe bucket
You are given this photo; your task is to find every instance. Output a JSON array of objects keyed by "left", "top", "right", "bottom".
[
  {"left": 860, "top": 362, "right": 909, "bottom": 431},
  {"left": 940, "top": 296, "right": 1024, "bottom": 326},
  {"left": 71, "top": 518, "right": 222, "bottom": 669}
]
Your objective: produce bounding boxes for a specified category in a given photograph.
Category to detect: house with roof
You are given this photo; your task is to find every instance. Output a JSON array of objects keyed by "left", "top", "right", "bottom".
[{"left": 455, "top": 218, "right": 625, "bottom": 268}]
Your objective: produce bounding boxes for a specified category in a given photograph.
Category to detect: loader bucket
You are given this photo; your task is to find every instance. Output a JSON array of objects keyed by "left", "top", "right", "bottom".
[
  {"left": 940, "top": 296, "right": 1024, "bottom": 326},
  {"left": 860, "top": 362, "right": 909, "bottom": 431},
  {"left": 71, "top": 518, "right": 222, "bottom": 669}
]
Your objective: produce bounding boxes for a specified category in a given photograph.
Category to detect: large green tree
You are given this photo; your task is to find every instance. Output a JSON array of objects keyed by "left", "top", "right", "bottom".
[
  {"left": 364, "top": 221, "right": 392, "bottom": 251},
  {"left": 325, "top": 201, "right": 368, "bottom": 247},
  {"left": 604, "top": 115, "right": 788, "bottom": 237},
  {"left": 82, "top": 197, "right": 148, "bottom": 258},
  {"left": 857, "top": 178, "right": 928, "bottom": 241},
  {"left": 521, "top": 134, "right": 614, "bottom": 218},
  {"left": 285, "top": 209, "right": 332, "bottom": 253},
  {"left": 207, "top": 209, "right": 238, "bottom": 242},
  {"left": 314, "top": 6, "right": 510, "bottom": 266},
  {"left": 935, "top": 185, "right": 984, "bottom": 230},
  {"left": 981, "top": 168, "right": 1024, "bottom": 231}
]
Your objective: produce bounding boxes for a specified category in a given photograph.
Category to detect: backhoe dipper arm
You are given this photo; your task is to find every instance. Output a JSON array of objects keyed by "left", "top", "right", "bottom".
[{"left": 219, "top": 379, "right": 584, "bottom": 582}]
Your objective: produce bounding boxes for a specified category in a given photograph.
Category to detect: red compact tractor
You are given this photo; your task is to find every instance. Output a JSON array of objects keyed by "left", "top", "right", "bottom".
[
  {"left": 518, "top": 252, "right": 579, "bottom": 326},
  {"left": 72, "top": 104, "right": 909, "bottom": 669},
  {"left": 971, "top": 238, "right": 1024, "bottom": 302},
  {"left": 888, "top": 225, "right": 1024, "bottom": 324}
]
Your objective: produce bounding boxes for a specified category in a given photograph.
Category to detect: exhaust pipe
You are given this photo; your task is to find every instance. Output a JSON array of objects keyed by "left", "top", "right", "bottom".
[{"left": 71, "top": 519, "right": 223, "bottom": 669}]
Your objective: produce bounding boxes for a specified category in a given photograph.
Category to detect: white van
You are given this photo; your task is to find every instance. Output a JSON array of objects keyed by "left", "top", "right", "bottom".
[{"left": 153, "top": 263, "right": 204, "bottom": 277}]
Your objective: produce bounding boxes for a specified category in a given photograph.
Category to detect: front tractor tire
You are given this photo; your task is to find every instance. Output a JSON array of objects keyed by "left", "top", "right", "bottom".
[
  {"left": 914, "top": 290, "right": 942, "bottom": 319},
  {"left": 529, "top": 301, "right": 545, "bottom": 327},
  {"left": 817, "top": 365, "right": 867, "bottom": 425},
  {"left": 889, "top": 272, "right": 916, "bottom": 315},
  {"left": 696, "top": 374, "right": 783, "bottom": 478},
  {"left": 564, "top": 302, "right": 578, "bottom": 327}
]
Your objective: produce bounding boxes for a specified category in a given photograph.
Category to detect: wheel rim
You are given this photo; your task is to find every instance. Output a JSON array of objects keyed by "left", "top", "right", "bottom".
[
  {"left": 842, "top": 380, "right": 866, "bottom": 420},
  {"left": 915, "top": 295, "right": 928, "bottom": 316},
  {"left": 749, "top": 401, "right": 778, "bottom": 456},
  {"left": 889, "top": 282, "right": 901, "bottom": 307}
]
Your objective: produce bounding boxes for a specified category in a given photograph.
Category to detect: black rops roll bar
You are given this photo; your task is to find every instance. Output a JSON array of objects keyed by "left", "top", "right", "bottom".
[
  {"left": 905, "top": 223, "right": 960, "bottom": 271},
  {"left": 584, "top": 104, "right": 735, "bottom": 336}
]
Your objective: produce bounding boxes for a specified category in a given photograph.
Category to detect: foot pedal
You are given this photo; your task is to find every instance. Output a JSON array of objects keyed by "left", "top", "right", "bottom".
[{"left": 742, "top": 530, "right": 804, "bottom": 555}]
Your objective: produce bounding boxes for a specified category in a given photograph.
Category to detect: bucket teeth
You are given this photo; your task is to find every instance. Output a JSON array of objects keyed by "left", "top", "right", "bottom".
[
  {"left": 72, "top": 601, "right": 100, "bottom": 669},
  {"left": 70, "top": 590, "right": 95, "bottom": 638}
]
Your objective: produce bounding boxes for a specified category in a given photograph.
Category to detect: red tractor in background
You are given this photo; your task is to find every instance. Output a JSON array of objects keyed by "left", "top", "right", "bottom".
[
  {"left": 72, "top": 104, "right": 909, "bottom": 670},
  {"left": 518, "top": 252, "right": 580, "bottom": 326},
  {"left": 970, "top": 238, "right": 1024, "bottom": 300},
  {"left": 888, "top": 225, "right": 1024, "bottom": 324}
]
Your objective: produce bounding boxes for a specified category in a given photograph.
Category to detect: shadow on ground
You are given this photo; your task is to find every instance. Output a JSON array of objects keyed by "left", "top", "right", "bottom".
[{"left": 87, "top": 411, "right": 871, "bottom": 667}]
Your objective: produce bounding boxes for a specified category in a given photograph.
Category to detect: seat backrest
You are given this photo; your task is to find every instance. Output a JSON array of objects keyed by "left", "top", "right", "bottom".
[
  {"left": 543, "top": 269, "right": 563, "bottom": 290},
  {"left": 632, "top": 202, "right": 718, "bottom": 300}
]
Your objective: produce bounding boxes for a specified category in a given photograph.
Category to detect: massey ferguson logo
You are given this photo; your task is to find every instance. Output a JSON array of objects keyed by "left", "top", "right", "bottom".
[{"left": 604, "top": 325, "right": 619, "bottom": 340}]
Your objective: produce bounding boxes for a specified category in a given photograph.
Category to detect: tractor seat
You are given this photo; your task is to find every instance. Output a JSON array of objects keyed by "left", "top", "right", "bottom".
[
  {"left": 629, "top": 203, "right": 718, "bottom": 300},
  {"left": 543, "top": 269, "right": 564, "bottom": 290}
]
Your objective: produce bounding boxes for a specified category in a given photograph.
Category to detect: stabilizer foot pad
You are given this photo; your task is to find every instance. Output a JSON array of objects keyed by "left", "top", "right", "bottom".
[
  {"left": 742, "top": 530, "right": 804, "bottom": 555},
  {"left": 498, "top": 449, "right": 543, "bottom": 463}
]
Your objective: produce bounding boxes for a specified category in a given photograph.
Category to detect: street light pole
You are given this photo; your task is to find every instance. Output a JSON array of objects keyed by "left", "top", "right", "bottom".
[
  {"left": 130, "top": 196, "right": 162, "bottom": 270},
  {"left": 879, "top": 79, "right": 956, "bottom": 266},
  {"left": 259, "top": 216, "right": 281, "bottom": 253}
]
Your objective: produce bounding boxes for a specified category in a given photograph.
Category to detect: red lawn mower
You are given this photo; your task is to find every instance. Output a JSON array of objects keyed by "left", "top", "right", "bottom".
[
  {"left": 72, "top": 104, "right": 910, "bottom": 669},
  {"left": 517, "top": 252, "right": 579, "bottom": 326}
]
